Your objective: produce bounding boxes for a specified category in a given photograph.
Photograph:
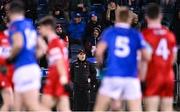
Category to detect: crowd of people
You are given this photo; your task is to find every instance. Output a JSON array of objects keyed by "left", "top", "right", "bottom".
[
  {"left": 0, "top": 0, "right": 179, "bottom": 111},
  {"left": 0, "top": 0, "right": 180, "bottom": 62}
]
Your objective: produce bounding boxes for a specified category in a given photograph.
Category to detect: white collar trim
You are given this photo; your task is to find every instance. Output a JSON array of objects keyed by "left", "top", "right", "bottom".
[{"left": 115, "top": 23, "right": 130, "bottom": 28}]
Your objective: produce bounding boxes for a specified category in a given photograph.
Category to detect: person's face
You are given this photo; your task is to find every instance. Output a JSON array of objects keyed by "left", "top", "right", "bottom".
[
  {"left": 93, "top": 30, "right": 99, "bottom": 38},
  {"left": 56, "top": 26, "right": 62, "bottom": 34},
  {"left": 78, "top": 53, "right": 86, "bottom": 61},
  {"left": 55, "top": 10, "right": 60, "bottom": 15},
  {"left": 91, "top": 16, "right": 97, "bottom": 22},
  {"left": 74, "top": 17, "right": 81, "bottom": 23},
  {"left": 110, "top": 2, "right": 116, "bottom": 9},
  {"left": 39, "top": 25, "right": 48, "bottom": 37}
]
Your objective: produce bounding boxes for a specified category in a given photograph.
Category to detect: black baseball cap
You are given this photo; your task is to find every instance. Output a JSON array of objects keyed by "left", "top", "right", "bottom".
[
  {"left": 74, "top": 13, "right": 81, "bottom": 18},
  {"left": 78, "top": 49, "right": 85, "bottom": 54}
]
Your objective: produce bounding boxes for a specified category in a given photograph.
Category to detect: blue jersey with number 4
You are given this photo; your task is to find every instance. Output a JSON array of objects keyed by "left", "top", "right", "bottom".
[
  {"left": 9, "top": 19, "right": 38, "bottom": 68},
  {"left": 101, "top": 25, "right": 146, "bottom": 78}
]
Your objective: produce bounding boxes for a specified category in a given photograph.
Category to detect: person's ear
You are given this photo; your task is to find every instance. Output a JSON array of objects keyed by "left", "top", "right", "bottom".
[{"left": 159, "top": 14, "right": 163, "bottom": 21}]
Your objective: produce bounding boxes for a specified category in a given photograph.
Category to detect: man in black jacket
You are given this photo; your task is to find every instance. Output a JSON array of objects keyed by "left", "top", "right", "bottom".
[{"left": 71, "top": 49, "right": 97, "bottom": 111}]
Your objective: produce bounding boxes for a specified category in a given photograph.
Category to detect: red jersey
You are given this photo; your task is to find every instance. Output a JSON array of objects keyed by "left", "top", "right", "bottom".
[
  {"left": 142, "top": 26, "right": 176, "bottom": 97},
  {"left": 0, "top": 31, "right": 13, "bottom": 88},
  {"left": 0, "top": 31, "right": 11, "bottom": 64},
  {"left": 142, "top": 26, "right": 176, "bottom": 77},
  {"left": 43, "top": 37, "right": 70, "bottom": 97},
  {"left": 47, "top": 37, "right": 69, "bottom": 77}
]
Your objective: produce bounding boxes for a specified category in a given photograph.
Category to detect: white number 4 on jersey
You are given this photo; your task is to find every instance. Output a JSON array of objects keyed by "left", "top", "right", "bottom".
[{"left": 156, "top": 38, "right": 170, "bottom": 60}]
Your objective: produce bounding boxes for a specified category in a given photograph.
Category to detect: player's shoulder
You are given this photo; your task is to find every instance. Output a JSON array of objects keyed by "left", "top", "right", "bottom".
[
  {"left": 12, "top": 18, "right": 32, "bottom": 27},
  {"left": 101, "top": 26, "right": 114, "bottom": 36},
  {"left": 127, "top": 28, "right": 143, "bottom": 40},
  {"left": 141, "top": 28, "right": 152, "bottom": 35},
  {"left": 129, "top": 27, "right": 141, "bottom": 35},
  {"left": 163, "top": 26, "right": 175, "bottom": 38},
  {"left": 141, "top": 28, "right": 155, "bottom": 40},
  {"left": 50, "top": 38, "right": 65, "bottom": 48}
]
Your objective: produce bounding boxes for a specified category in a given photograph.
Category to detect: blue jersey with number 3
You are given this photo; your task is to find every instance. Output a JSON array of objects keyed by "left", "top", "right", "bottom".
[
  {"left": 101, "top": 25, "right": 146, "bottom": 78},
  {"left": 9, "top": 19, "right": 38, "bottom": 68}
]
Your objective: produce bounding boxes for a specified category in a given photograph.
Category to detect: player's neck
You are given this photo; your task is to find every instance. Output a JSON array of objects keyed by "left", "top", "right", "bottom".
[
  {"left": 10, "top": 14, "right": 24, "bottom": 22},
  {"left": 148, "top": 21, "right": 162, "bottom": 29},
  {"left": 47, "top": 32, "right": 58, "bottom": 42},
  {"left": 115, "top": 22, "right": 130, "bottom": 28}
]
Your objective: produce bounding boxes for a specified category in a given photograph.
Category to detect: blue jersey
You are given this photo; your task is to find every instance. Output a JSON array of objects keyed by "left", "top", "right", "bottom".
[
  {"left": 101, "top": 24, "right": 146, "bottom": 78},
  {"left": 9, "top": 19, "right": 38, "bottom": 69}
]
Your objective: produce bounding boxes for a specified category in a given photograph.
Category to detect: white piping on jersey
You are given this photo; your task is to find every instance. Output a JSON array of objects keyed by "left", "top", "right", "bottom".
[
  {"left": 115, "top": 23, "right": 130, "bottom": 28},
  {"left": 10, "top": 15, "right": 25, "bottom": 23}
]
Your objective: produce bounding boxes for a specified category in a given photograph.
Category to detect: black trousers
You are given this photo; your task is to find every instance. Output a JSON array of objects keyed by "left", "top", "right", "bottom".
[{"left": 73, "top": 84, "right": 90, "bottom": 111}]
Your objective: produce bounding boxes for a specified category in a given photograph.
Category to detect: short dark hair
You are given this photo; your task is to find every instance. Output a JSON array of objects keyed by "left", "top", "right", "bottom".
[
  {"left": 8, "top": 0, "right": 25, "bottom": 14},
  {"left": 38, "top": 16, "right": 56, "bottom": 30},
  {"left": 146, "top": 3, "right": 161, "bottom": 20},
  {"left": 118, "top": 7, "right": 131, "bottom": 22}
]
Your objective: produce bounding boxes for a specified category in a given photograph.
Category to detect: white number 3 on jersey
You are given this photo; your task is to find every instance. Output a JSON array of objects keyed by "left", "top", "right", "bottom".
[{"left": 156, "top": 38, "right": 169, "bottom": 60}]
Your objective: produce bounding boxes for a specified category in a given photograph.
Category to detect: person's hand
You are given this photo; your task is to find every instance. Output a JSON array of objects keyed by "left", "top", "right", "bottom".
[
  {"left": 82, "top": 7, "right": 86, "bottom": 12},
  {"left": 60, "top": 75, "right": 68, "bottom": 85},
  {"left": 77, "top": 3, "right": 84, "bottom": 8},
  {"left": 60, "top": 75, "right": 73, "bottom": 93},
  {"left": 0, "top": 5, "right": 3, "bottom": 9},
  {"left": 107, "top": 4, "right": 112, "bottom": 10},
  {"left": 91, "top": 46, "right": 96, "bottom": 56}
]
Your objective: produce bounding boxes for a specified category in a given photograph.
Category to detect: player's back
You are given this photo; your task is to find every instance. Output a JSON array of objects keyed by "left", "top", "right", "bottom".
[
  {"left": 9, "top": 19, "right": 38, "bottom": 68},
  {"left": 101, "top": 24, "right": 146, "bottom": 78},
  {"left": 142, "top": 27, "right": 176, "bottom": 75}
]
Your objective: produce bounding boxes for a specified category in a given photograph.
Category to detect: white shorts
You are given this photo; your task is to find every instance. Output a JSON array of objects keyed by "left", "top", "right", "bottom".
[
  {"left": 99, "top": 77, "right": 142, "bottom": 100},
  {"left": 13, "top": 64, "right": 41, "bottom": 92}
]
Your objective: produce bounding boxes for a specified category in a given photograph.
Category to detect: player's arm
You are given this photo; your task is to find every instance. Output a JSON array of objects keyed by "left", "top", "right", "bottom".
[
  {"left": 36, "top": 36, "right": 47, "bottom": 58},
  {"left": 141, "top": 48, "right": 152, "bottom": 62},
  {"left": 172, "top": 47, "right": 177, "bottom": 64},
  {"left": 138, "top": 45, "right": 152, "bottom": 81},
  {"left": 53, "top": 47, "right": 69, "bottom": 85},
  {"left": 171, "top": 33, "right": 178, "bottom": 64},
  {"left": 96, "top": 41, "right": 107, "bottom": 67},
  {"left": 138, "top": 33, "right": 152, "bottom": 80},
  {"left": 139, "top": 33, "right": 152, "bottom": 62},
  {"left": 138, "top": 58, "right": 148, "bottom": 81},
  {"left": 56, "top": 58, "right": 68, "bottom": 85},
  {"left": 8, "top": 32, "right": 23, "bottom": 61}
]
